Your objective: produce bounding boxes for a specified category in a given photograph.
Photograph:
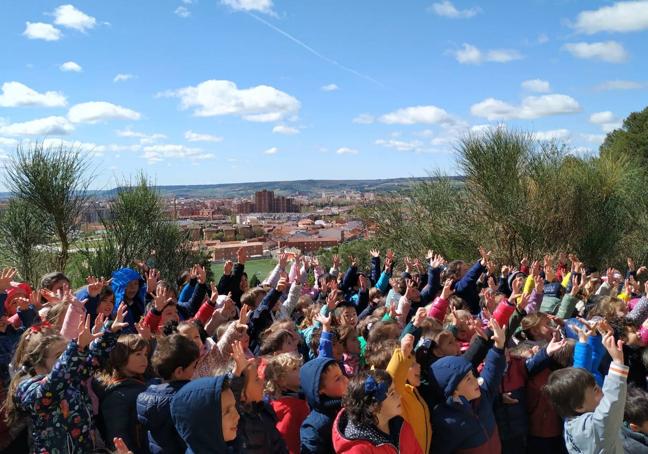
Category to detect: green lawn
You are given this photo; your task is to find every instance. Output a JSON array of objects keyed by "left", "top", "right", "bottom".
[{"left": 210, "top": 257, "right": 276, "bottom": 283}]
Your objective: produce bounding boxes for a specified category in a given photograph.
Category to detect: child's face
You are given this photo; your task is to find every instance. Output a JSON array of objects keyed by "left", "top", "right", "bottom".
[
  {"left": 576, "top": 383, "right": 603, "bottom": 413},
  {"left": 161, "top": 305, "right": 179, "bottom": 325},
  {"left": 339, "top": 308, "right": 358, "bottom": 327},
  {"left": 453, "top": 371, "right": 481, "bottom": 401},
  {"left": 221, "top": 388, "right": 240, "bottom": 442},
  {"left": 377, "top": 383, "right": 401, "bottom": 421},
  {"left": 407, "top": 361, "right": 421, "bottom": 387},
  {"left": 179, "top": 325, "right": 203, "bottom": 350},
  {"left": 43, "top": 339, "right": 68, "bottom": 372},
  {"left": 125, "top": 280, "right": 139, "bottom": 300},
  {"left": 279, "top": 365, "right": 301, "bottom": 392},
  {"left": 633, "top": 420, "right": 648, "bottom": 435},
  {"left": 279, "top": 333, "right": 299, "bottom": 354},
  {"left": 345, "top": 336, "right": 361, "bottom": 355},
  {"left": 98, "top": 296, "right": 114, "bottom": 317},
  {"left": 531, "top": 319, "right": 554, "bottom": 342},
  {"left": 125, "top": 348, "right": 149, "bottom": 377},
  {"left": 433, "top": 333, "right": 460, "bottom": 357},
  {"left": 319, "top": 363, "right": 348, "bottom": 398},
  {"left": 243, "top": 362, "right": 265, "bottom": 403}
]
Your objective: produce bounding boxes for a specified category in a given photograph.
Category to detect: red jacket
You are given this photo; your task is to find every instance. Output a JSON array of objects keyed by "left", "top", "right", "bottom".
[
  {"left": 270, "top": 395, "right": 309, "bottom": 454},
  {"left": 332, "top": 409, "right": 423, "bottom": 454}
]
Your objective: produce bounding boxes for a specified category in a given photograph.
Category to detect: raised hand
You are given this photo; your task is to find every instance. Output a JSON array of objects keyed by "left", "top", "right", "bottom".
[
  {"left": 93, "top": 313, "right": 106, "bottom": 335},
  {"left": 359, "top": 274, "right": 368, "bottom": 290},
  {"left": 113, "top": 437, "right": 134, "bottom": 454},
  {"left": 401, "top": 333, "right": 415, "bottom": 357},
  {"left": 276, "top": 273, "right": 288, "bottom": 292},
  {"left": 370, "top": 249, "right": 381, "bottom": 258},
  {"left": 602, "top": 330, "right": 624, "bottom": 364},
  {"left": 195, "top": 264, "right": 207, "bottom": 284},
  {"left": 77, "top": 314, "right": 101, "bottom": 350},
  {"left": 349, "top": 255, "right": 358, "bottom": 267},
  {"left": 278, "top": 253, "right": 288, "bottom": 270},
  {"left": 412, "top": 307, "right": 427, "bottom": 328},
  {"left": 223, "top": 260, "right": 233, "bottom": 276},
  {"left": 0, "top": 267, "right": 17, "bottom": 292},
  {"left": 332, "top": 254, "right": 341, "bottom": 268},
  {"left": 316, "top": 312, "right": 332, "bottom": 332},
  {"left": 570, "top": 274, "right": 582, "bottom": 296},
  {"left": 153, "top": 287, "right": 170, "bottom": 312},
  {"left": 478, "top": 246, "right": 491, "bottom": 266},
  {"left": 111, "top": 304, "right": 129, "bottom": 333},
  {"left": 573, "top": 323, "right": 593, "bottom": 344},
  {"left": 386, "top": 249, "right": 395, "bottom": 261},
  {"left": 511, "top": 275, "right": 524, "bottom": 298},
  {"left": 231, "top": 340, "right": 254, "bottom": 376},
  {"left": 209, "top": 282, "right": 219, "bottom": 304},
  {"left": 135, "top": 318, "right": 152, "bottom": 340},
  {"left": 239, "top": 303, "right": 251, "bottom": 326},
  {"left": 441, "top": 278, "right": 455, "bottom": 300},
  {"left": 546, "top": 331, "right": 566, "bottom": 356},
  {"left": 489, "top": 318, "right": 506, "bottom": 349},
  {"left": 237, "top": 247, "right": 247, "bottom": 264}
]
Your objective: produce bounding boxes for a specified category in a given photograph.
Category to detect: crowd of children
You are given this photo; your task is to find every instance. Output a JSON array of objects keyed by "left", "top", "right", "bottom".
[{"left": 1, "top": 248, "right": 648, "bottom": 453}]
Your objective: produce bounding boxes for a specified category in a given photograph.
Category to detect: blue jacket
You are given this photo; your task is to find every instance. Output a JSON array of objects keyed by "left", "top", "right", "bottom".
[
  {"left": 99, "top": 377, "right": 149, "bottom": 454},
  {"left": 454, "top": 260, "right": 486, "bottom": 315},
  {"left": 111, "top": 268, "right": 147, "bottom": 333},
  {"left": 171, "top": 376, "right": 240, "bottom": 454},
  {"left": 136, "top": 381, "right": 190, "bottom": 454},
  {"left": 300, "top": 357, "right": 342, "bottom": 454},
  {"left": 430, "top": 347, "right": 506, "bottom": 454}
]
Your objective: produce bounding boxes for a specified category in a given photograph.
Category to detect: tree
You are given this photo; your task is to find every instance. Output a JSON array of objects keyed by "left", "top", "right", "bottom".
[
  {"left": 4, "top": 142, "right": 92, "bottom": 270},
  {"left": 0, "top": 199, "right": 52, "bottom": 284},
  {"left": 600, "top": 106, "right": 648, "bottom": 166}
]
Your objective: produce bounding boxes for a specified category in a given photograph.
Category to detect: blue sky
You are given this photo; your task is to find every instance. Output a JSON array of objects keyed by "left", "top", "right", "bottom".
[{"left": 1, "top": 0, "right": 648, "bottom": 190}]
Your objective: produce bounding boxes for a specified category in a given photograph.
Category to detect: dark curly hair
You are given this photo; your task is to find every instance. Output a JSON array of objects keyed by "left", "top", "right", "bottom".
[{"left": 342, "top": 370, "right": 392, "bottom": 428}]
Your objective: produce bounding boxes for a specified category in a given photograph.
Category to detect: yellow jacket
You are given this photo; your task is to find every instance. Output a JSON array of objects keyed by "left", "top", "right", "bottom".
[{"left": 386, "top": 347, "right": 432, "bottom": 453}]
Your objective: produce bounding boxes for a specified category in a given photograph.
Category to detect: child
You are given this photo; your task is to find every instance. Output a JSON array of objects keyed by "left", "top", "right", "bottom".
[
  {"left": 386, "top": 334, "right": 431, "bottom": 453},
  {"left": 333, "top": 369, "right": 422, "bottom": 453},
  {"left": 429, "top": 319, "right": 506, "bottom": 453},
  {"left": 5, "top": 313, "right": 123, "bottom": 453},
  {"left": 98, "top": 334, "right": 151, "bottom": 453},
  {"left": 544, "top": 330, "right": 628, "bottom": 453},
  {"left": 623, "top": 386, "right": 648, "bottom": 452},
  {"left": 136, "top": 334, "right": 200, "bottom": 454},
  {"left": 300, "top": 356, "right": 349, "bottom": 454},
  {"left": 112, "top": 268, "right": 148, "bottom": 333},
  {"left": 263, "top": 352, "right": 309, "bottom": 454},
  {"left": 171, "top": 375, "right": 241, "bottom": 453},
  {"left": 229, "top": 341, "right": 288, "bottom": 453}
]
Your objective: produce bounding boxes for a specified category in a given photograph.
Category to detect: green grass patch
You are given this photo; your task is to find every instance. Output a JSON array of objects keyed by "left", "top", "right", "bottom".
[{"left": 210, "top": 257, "right": 276, "bottom": 283}]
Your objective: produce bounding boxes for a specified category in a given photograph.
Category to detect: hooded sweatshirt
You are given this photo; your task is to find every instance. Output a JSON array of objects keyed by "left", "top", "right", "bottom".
[
  {"left": 300, "top": 357, "right": 343, "bottom": 454},
  {"left": 171, "top": 375, "right": 240, "bottom": 454},
  {"left": 112, "top": 268, "right": 147, "bottom": 333}
]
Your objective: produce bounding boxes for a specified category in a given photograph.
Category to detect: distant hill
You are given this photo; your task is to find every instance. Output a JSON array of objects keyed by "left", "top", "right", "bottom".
[{"left": 0, "top": 176, "right": 463, "bottom": 200}]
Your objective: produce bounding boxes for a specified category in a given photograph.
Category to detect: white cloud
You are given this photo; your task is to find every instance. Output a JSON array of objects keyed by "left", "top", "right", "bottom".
[
  {"left": 68, "top": 101, "right": 141, "bottom": 124},
  {"left": 23, "top": 22, "right": 62, "bottom": 41},
  {"left": 353, "top": 114, "right": 375, "bottom": 124},
  {"left": 471, "top": 94, "right": 581, "bottom": 120},
  {"left": 0, "top": 82, "right": 67, "bottom": 108},
  {"left": 263, "top": 147, "right": 279, "bottom": 155},
  {"left": 375, "top": 139, "right": 425, "bottom": 152},
  {"left": 221, "top": 0, "right": 273, "bottom": 14},
  {"left": 429, "top": 1, "right": 481, "bottom": 18},
  {"left": 59, "top": 61, "right": 82, "bottom": 72},
  {"left": 573, "top": 1, "right": 648, "bottom": 34},
  {"left": 563, "top": 41, "right": 628, "bottom": 63},
  {"left": 184, "top": 131, "right": 224, "bottom": 142},
  {"left": 272, "top": 125, "right": 299, "bottom": 135},
  {"left": 378, "top": 105, "right": 455, "bottom": 125},
  {"left": 161, "top": 79, "right": 300, "bottom": 123},
  {"left": 596, "top": 80, "right": 645, "bottom": 90},
  {"left": 0, "top": 116, "right": 74, "bottom": 136},
  {"left": 53, "top": 4, "right": 96, "bottom": 32},
  {"left": 521, "top": 79, "right": 551, "bottom": 93},
  {"left": 589, "top": 111, "right": 622, "bottom": 132},
  {"left": 453, "top": 43, "right": 523, "bottom": 64},
  {"left": 175, "top": 6, "right": 191, "bottom": 18},
  {"left": 321, "top": 83, "right": 339, "bottom": 92},
  {"left": 113, "top": 73, "right": 135, "bottom": 83},
  {"left": 142, "top": 144, "right": 214, "bottom": 163},
  {"left": 116, "top": 128, "right": 166, "bottom": 144},
  {"left": 581, "top": 133, "right": 606, "bottom": 143},
  {"left": 537, "top": 33, "right": 549, "bottom": 44},
  {"left": 336, "top": 147, "right": 359, "bottom": 155},
  {"left": 534, "top": 129, "right": 571, "bottom": 141}
]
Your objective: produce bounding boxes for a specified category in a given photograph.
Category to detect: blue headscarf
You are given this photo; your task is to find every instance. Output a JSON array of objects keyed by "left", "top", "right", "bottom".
[{"left": 111, "top": 268, "right": 147, "bottom": 314}]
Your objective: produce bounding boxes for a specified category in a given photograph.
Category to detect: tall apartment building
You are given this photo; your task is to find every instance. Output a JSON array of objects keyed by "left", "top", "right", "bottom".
[{"left": 255, "top": 190, "right": 274, "bottom": 213}]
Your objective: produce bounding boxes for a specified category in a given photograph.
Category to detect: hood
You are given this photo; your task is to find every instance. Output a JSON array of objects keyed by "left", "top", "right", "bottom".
[
  {"left": 4, "top": 282, "right": 32, "bottom": 315},
  {"left": 300, "top": 356, "right": 337, "bottom": 410},
  {"left": 429, "top": 355, "right": 473, "bottom": 400},
  {"left": 137, "top": 381, "right": 189, "bottom": 430},
  {"left": 171, "top": 375, "right": 233, "bottom": 454},
  {"left": 111, "top": 268, "right": 146, "bottom": 311}
]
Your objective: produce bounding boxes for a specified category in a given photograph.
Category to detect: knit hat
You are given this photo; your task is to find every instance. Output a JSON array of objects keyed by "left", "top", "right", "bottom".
[
  {"left": 429, "top": 355, "right": 473, "bottom": 399},
  {"left": 507, "top": 270, "right": 527, "bottom": 292}
]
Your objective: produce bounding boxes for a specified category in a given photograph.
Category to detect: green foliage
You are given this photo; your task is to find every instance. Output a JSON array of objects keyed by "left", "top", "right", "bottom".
[
  {"left": 601, "top": 106, "right": 648, "bottom": 165},
  {"left": 3, "top": 142, "right": 92, "bottom": 270}
]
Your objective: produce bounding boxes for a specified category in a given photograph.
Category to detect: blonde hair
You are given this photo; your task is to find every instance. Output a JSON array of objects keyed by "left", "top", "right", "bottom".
[{"left": 263, "top": 352, "right": 303, "bottom": 399}]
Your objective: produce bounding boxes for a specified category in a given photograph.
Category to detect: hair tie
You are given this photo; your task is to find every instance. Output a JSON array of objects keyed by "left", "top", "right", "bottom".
[
  {"left": 29, "top": 321, "right": 52, "bottom": 333},
  {"left": 364, "top": 375, "right": 388, "bottom": 402}
]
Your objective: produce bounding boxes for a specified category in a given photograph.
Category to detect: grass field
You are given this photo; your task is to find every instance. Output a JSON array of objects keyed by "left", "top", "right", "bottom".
[{"left": 210, "top": 257, "right": 276, "bottom": 283}]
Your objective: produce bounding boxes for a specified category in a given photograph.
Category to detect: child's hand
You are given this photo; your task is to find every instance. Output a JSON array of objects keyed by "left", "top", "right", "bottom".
[
  {"left": 401, "top": 334, "right": 415, "bottom": 358},
  {"left": 209, "top": 282, "right": 219, "bottom": 304},
  {"left": 77, "top": 314, "right": 101, "bottom": 350},
  {"left": 135, "top": 318, "right": 152, "bottom": 341},
  {"left": 573, "top": 324, "right": 593, "bottom": 344},
  {"left": 223, "top": 260, "right": 233, "bottom": 276},
  {"left": 111, "top": 304, "right": 130, "bottom": 333},
  {"left": 153, "top": 287, "right": 169, "bottom": 312},
  {"left": 146, "top": 268, "right": 160, "bottom": 293},
  {"left": 237, "top": 247, "right": 247, "bottom": 264},
  {"left": 0, "top": 267, "right": 16, "bottom": 293},
  {"left": 412, "top": 307, "right": 427, "bottom": 328},
  {"left": 441, "top": 278, "right": 454, "bottom": 300},
  {"left": 546, "top": 331, "right": 566, "bottom": 356},
  {"left": 370, "top": 249, "right": 381, "bottom": 258},
  {"left": 86, "top": 276, "right": 106, "bottom": 298},
  {"left": 603, "top": 330, "right": 625, "bottom": 364},
  {"left": 316, "top": 312, "right": 332, "bottom": 332},
  {"left": 92, "top": 313, "right": 105, "bottom": 335},
  {"left": 239, "top": 303, "right": 251, "bottom": 326},
  {"left": 570, "top": 274, "right": 582, "bottom": 296},
  {"left": 276, "top": 273, "right": 288, "bottom": 292},
  {"left": 231, "top": 340, "right": 253, "bottom": 377},
  {"left": 510, "top": 275, "right": 524, "bottom": 298},
  {"left": 195, "top": 264, "right": 207, "bottom": 285},
  {"left": 489, "top": 318, "right": 506, "bottom": 349},
  {"left": 113, "top": 437, "right": 134, "bottom": 454}
]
